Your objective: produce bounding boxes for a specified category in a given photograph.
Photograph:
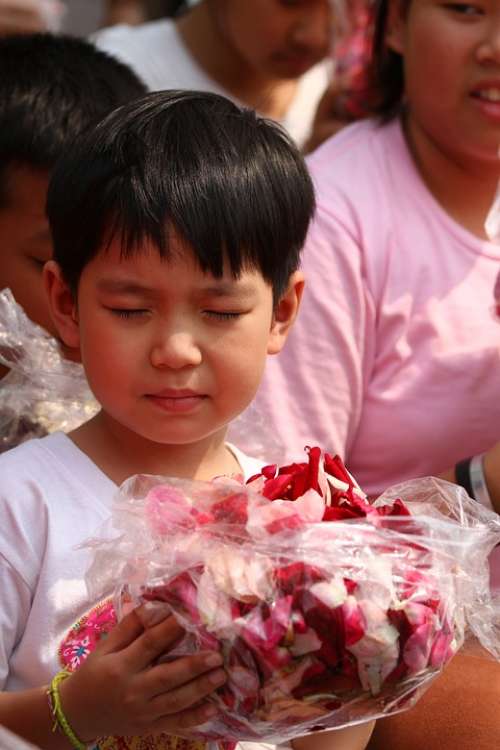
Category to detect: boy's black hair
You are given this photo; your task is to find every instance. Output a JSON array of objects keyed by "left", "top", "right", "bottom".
[
  {"left": 0, "top": 33, "right": 146, "bottom": 204},
  {"left": 47, "top": 90, "right": 316, "bottom": 300},
  {"left": 369, "top": 0, "right": 410, "bottom": 121}
]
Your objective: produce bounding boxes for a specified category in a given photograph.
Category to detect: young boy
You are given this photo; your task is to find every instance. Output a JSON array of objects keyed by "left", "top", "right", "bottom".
[
  {"left": 0, "top": 91, "right": 374, "bottom": 750},
  {"left": 0, "top": 32, "right": 146, "bottom": 450}
]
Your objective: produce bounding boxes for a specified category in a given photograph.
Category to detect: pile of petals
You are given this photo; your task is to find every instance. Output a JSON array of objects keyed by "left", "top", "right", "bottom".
[{"left": 86, "top": 449, "right": 500, "bottom": 743}]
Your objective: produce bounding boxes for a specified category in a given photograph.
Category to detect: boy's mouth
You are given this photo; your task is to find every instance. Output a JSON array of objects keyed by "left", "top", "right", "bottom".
[{"left": 145, "top": 388, "right": 207, "bottom": 414}]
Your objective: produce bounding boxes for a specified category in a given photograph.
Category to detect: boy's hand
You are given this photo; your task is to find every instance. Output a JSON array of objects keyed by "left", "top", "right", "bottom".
[{"left": 59, "top": 606, "right": 226, "bottom": 742}]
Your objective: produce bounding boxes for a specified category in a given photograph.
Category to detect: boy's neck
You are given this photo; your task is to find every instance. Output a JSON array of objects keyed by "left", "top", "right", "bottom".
[
  {"left": 69, "top": 411, "right": 241, "bottom": 486},
  {"left": 176, "top": 4, "right": 298, "bottom": 121},
  {"left": 403, "top": 115, "right": 500, "bottom": 240}
]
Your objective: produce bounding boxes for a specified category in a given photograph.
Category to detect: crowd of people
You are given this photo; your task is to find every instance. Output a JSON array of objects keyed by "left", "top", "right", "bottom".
[{"left": 0, "top": 1, "right": 499, "bottom": 749}]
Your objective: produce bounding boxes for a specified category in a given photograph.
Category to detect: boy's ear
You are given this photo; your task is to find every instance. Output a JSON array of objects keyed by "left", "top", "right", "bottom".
[
  {"left": 267, "top": 271, "right": 304, "bottom": 355},
  {"left": 43, "top": 260, "right": 81, "bottom": 353},
  {"left": 385, "top": 0, "right": 407, "bottom": 56}
]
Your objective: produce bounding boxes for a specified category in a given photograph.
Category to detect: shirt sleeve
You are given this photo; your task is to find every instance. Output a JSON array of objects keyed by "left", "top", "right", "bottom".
[
  {"left": 0, "top": 554, "right": 31, "bottom": 689},
  {"left": 253, "top": 200, "right": 376, "bottom": 463}
]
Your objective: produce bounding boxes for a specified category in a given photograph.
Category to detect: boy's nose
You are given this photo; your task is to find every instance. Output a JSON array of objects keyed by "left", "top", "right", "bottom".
[{"left": 150, "top": 331, "right": 202, "bottom": 370}]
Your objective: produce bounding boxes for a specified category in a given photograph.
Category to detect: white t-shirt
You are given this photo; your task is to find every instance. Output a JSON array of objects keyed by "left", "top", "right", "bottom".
[
  {"left": 93, "top": 19, "right": 330, "bottom": 147},
  {"left": 0, "top": 432, "right": 264, "bottom": 695}
]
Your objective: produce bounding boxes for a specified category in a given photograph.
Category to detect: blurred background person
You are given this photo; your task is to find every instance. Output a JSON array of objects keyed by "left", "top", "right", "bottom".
[
  {"left": 0, "top": 32, "right": 146, "bottom": 450},
  {"left": 0, "top": 1, "right": 170, "bottom": 37},
  {"left": 0, "top": 0, "right": 64, "bottom": 33},
  {"left": 93, "top": 0, "right": 332, "bottom": 148}
]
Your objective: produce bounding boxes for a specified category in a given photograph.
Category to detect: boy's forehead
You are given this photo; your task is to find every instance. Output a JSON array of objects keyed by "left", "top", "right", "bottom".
[{"left": 91, "top": 240, "right": 267, "bottom": 295}]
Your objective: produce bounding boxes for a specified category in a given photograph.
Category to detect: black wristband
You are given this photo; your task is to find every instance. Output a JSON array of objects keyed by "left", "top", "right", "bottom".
[{"left": 455, "top": 457, "right": 474, "bottom": 498}]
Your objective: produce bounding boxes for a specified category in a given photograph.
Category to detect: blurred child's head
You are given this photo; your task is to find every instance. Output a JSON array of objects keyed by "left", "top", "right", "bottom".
[
  {"left": 0, "top": 33, "right": 146, "bottom": 339},
  {"left": 45, "top": 91, "right": 315, "bottom": 447},
  {"left": 199, "top": 0, "right": 331, "bottom": 80},
  {"left": 370, "top": 0, "right": 500, "bottom": 166}
]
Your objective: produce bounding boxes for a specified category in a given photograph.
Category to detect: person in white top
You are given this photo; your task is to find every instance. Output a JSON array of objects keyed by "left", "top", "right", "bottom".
[
  {"left": 0, "top": 90, "right": 374, "bottom": 750},
  {"left": 94, "top": 0, "right": 332, "bottom": 148}
]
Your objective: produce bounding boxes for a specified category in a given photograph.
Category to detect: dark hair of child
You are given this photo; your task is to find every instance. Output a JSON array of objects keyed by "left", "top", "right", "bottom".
[
  {"left": 0, "top": 33, "right": 147, "bottom": 204},
  {"left": 369, "top": 0, "right": 410, "bottom": 121},
  {"left": 47, "top": 90, "right": 316, "bottom": 302}
]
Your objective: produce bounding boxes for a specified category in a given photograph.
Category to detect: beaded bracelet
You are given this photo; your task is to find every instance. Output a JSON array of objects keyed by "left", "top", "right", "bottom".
[{"left": 47, "top": 669, "right": 87, "bottom": 750}]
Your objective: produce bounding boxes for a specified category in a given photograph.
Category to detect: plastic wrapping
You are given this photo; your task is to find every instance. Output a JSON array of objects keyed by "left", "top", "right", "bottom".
[
  {"left": 0, "top": 288, "right": 98, "bottom": 452},
  {"left": 85, "top": 454, "right": 500, "bottom": 744},
  {"left": 227, "top": 400, "right": 287, "bottom": 464}
]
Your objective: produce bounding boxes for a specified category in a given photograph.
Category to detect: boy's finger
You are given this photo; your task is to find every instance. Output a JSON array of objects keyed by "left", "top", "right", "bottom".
[
  {"left": 96, "top": 607, "right": 145, "bottom": 655},
  {"left": 123, "top": 614, "right": 184, "bottom": 670},
  {"left": 151, "top": 700, "right": 218, "bottom": 736},
  {"left": 149, "top": 664, "right": 227, "bottom": 716},
  {"left": 143, "top": 652, "right": 224, "bottom": 699}
]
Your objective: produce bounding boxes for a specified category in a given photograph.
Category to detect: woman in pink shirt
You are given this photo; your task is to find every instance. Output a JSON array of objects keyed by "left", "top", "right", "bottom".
[
  {"left": 253, "top": 0, "right": 500, "bottom": 500},
  {"left": 248, "top": 1, "right": 500, "bottom": 748}
]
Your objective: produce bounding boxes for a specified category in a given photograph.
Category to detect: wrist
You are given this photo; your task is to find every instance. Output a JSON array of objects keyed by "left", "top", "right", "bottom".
[{"left": 57, "top": 671, "right": 96, "bottom": 746}]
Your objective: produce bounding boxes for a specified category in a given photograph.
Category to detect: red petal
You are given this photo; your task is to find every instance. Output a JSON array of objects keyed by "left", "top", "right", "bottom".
[{"left": 211, "top": 492, "right": 249, "bottom": 524}]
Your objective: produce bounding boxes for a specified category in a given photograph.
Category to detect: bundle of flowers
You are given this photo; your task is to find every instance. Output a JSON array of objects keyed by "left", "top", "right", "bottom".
[{"left": 86, "top": 449, "right": 500, "bottom": 743}]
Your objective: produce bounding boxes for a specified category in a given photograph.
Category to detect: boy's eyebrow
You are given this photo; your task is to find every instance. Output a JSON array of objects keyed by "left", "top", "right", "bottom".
[
  {"left": 200, "top": 282, "right": 257, "bottom": 298},
  {"left": 96, "top": 279, "right": 159, "bottom": 297},
  {"left": 97, "top": 279, "right": 257, "bottom": 298}
]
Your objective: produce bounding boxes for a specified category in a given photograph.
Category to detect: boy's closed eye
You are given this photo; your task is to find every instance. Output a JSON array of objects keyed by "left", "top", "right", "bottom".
[
  {"left": 109, "top": 308, "right": 150, "bottom": 319},
  {"left": 202, "top": 310, "right": 244, "bottom": 321},
  {"left": 108, "top": 308, "right": 245, "bottom": 321}
]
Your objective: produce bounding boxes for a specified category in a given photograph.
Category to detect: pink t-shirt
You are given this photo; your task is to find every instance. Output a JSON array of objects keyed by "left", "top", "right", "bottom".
[{"left": 253, "top": 117, "right": 500, "bottom": 499}]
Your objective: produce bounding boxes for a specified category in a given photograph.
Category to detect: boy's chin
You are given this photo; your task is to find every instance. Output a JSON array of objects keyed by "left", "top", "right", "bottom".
[{"left": 139, "top": 423, "right": 229, "bottom": 448}]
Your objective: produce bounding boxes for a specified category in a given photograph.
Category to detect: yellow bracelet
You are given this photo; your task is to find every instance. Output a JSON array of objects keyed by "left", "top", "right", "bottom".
[{"left": 47, "top": 670, "right": 87, "bottom": 750}]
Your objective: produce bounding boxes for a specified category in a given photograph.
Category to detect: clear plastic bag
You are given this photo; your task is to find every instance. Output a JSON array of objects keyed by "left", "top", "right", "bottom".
[
  {"left": 85, "top": 471, "right": 500, "bottom": 744},
  {"left": 0, "top": 288, "right": 98, "bottom": 452}
]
